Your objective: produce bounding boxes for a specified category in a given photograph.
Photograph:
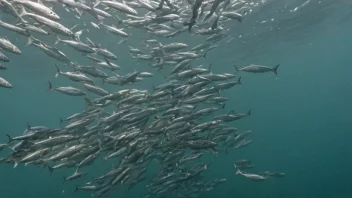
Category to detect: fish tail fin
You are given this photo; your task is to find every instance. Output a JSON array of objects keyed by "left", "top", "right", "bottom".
[
  {"left": 26, "top": 123, "right": 31, "bottom": 130},
  {"left": 59, "top": 118, "right": 64, "bottom": 125},
  {"left": 222, "top": 103, "right": 226, "bottom": 109},
  {"left": 48, "top": 166, "right": 54, "bottom": 175},
  {"left": 62, "top": 176, "right": 66, "bottom": 184},
  {"left": 54, "top": 65, "right": 61, "bottom": 78},
  {"left": 42, "top": 160, "right": 47, "bottom": 168},
  {"left": 273, "top": 64, "right": 280, "bottom": 75},
  {"left": 13, "top": 160, "right": 19, "bottom": 168},
  {"left": 75, "top": 185, "right": 80, "bottom": 192},
  {"left": 233, "top": 162, "right": 237, "bottom": 168},
  {"left": 203, "top": 51, "right": 208, "bottom": 59},
  {"left": 234, "top": 65, "right": 239, "bottom": 73},
  {"left": 19, "top": 5, "right": 28, "bottom": 18},
  {"left": 74, "top": 30, "right": 83, "bottom": 42},
  {"left": 97, "top": 139, "right": 103, "bottom": 152},
  {"left": 94, "top": 0, "right": 101, "bottom": 8},
  {"left": 236, "top": 169, "right": 241, "bottom": 175},
  {"left": 6, "top": 145, "right": 15, "bottom": 152},
  {"left": 208, "top": 63, "right": 212, "bottom": 71},
  {"left": 84, "top": 97, "right": 93, "bottom": 108},
  {"left": 247, "top": 109, "right": 251, "bottom": 116},
  {"left": 54, "top": 35, "right": 61, "bottom": 45},
  {"left": 5, "top": 134, "right": 13, "bottom": 143},
  {"left": 237, "top": 77, "right": 242, "bottom": 85},
  {"left": 26, "top": 37, "right": 33, "bottom": 46},
  {"left": 48, "top": 81, "right": 53, "bottom": 91},
  {"left": 16, "top": 15, "right": 27, "bottom": 24}
]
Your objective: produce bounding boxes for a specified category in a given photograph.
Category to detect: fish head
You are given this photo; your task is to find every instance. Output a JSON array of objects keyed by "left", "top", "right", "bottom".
[
  {"left": 65, "top": 29, "right": 74, "bottom": 36},
  {"left": 13, "top": 46, "right": 21, "bottom": 54},
  {"left": 49, "top": 11, "right": 60, "bottom": 20}
]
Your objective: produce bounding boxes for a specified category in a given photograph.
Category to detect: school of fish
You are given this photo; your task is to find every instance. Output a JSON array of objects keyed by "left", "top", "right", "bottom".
[{"left": 0, "top": 0, "right": 285, "bottom": 197}]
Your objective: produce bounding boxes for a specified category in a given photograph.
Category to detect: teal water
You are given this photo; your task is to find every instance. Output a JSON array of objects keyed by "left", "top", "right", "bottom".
[{"left": 1, "top": 0, "right": 352, "bottom": 198}]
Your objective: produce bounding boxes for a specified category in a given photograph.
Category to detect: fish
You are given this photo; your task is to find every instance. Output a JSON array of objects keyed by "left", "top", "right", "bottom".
[
  {"left": 80, "top": 83, "right": 109, "bottom": 96},
  {"left": 0, "top": 77, "right": 12, "bottom": 88},
  {"left": 27, "top": 38, "right": 72, "bottom": 64},
  {"left": 18, "top": 23, "right": 51, "bottom": 35},
  {"left": 234, "top": 64, "right": 280, "bottom": 75},
  {"left": 236, "top": 169, "right": 267, "bottom": 181},
  {"left": 100, "top": 23, "right": 129, "bottom": 37},
  {"left": 55, "top": 65, "right": 94, "bottom": 84},
  {"left": 0, "top": 37, "right": 21, "bottom": 54},
  {"left": 0, "top": 51, "right": 9, "bottom": 62},
  {"left": 221, "top": 11, "right": 244, "bottom": 22},
  {"left": 259, "top": 171, "right": 286, "bottom": 178},
  {"left": 63, "top": 170, "right": 88, "bottom": 183},
  {"left": 0, "top": 64, "right": 6, "bottom": 70},
  {"left": 55, "top": 36, "right": 96, "bottom": 53},
  {"left": 48, "top": 81, "right": 86, "bottom": 96},
  {"left": 98, "top": 1, "right": 139, "bottom": 16}
]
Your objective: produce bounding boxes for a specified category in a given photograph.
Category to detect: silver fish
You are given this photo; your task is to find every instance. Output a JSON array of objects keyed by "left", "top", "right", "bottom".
[
  {"left": 0, "top": 77, "right": 12, "bottom": 88},
  {"left": 0, "top": 37, "right": 21, "bottom": 54},
  {"left": 48, "top": 81, "right": 86, "bottom": 96},
  {"left": 234, "top": 64, "right": 280, "bottom": 75}
]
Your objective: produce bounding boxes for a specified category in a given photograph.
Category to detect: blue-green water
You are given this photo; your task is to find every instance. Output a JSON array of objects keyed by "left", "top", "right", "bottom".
[{"left": 1, "top": 0, "right": 352, "bottom": 198}]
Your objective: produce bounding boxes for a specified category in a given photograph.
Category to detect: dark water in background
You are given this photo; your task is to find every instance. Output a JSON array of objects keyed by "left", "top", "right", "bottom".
[{"left": 1, "top": 0, "right": 352, "bottom": 197}]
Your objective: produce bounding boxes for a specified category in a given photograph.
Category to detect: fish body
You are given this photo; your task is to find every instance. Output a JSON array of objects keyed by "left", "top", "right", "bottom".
[
  {"left": 100, "top": 1, "right": 138, "bottom": 15},
  {"left": 235, "top": 64, "right": 280, "bottom": 75},
  {"left": 48, "top": 82, "right": 86, "bottom": 96},
  {"left": 55, "top": 37, "right": 96, "bottom": 53},
  {"left": 236, "top": 169, "right": 267, "bottom": 181},
  {"left": 81, "top": 83, "right": 109, "bottom": 96},
  {"left": 63, "top": 171, "right": 88, "bottom": 183}
]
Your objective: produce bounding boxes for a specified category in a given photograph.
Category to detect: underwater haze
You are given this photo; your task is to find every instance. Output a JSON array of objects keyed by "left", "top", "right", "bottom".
[{"left": 1, "top": 0, "right": 352, "bottom": 198}]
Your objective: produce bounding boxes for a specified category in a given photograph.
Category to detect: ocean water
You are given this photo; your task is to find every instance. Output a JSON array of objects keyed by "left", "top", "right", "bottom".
[{"left": 1, "top": 0, "right": 352, "bottom": 198}]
